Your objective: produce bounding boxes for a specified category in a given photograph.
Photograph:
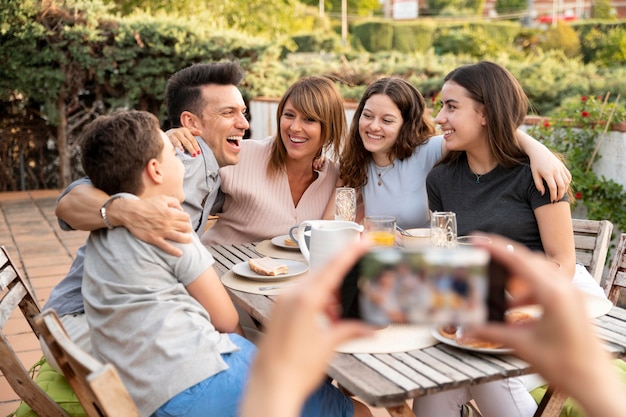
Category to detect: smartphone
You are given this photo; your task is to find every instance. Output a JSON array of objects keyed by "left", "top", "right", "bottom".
[{"left": 339, "top": 246, "right": 508, "bottom": 326}]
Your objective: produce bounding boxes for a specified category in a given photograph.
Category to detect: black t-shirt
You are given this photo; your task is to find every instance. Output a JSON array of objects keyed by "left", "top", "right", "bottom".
[{"left": 426, "top": 154, "right": 568, "bottom": 252}]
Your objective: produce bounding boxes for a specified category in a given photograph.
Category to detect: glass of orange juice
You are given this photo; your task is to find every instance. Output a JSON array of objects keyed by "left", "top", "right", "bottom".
[{"left": 364, "top": 216, "right": 396, "bottom": 246}]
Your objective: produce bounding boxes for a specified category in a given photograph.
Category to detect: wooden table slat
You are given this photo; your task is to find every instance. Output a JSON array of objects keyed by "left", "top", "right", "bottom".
[
  {"left": 391, "top": 351, "right": 454, "bottom": 386},
  {"left": 375, "top": 354, "right": 435, "bottom": 392},
  {"left": 328, "top": 354, "right": 409, "bottom": 407},
  {"left": 607, "top": 306, "right": 626, "bottom": 321},
  {"left": 354, "top": 353, "right": 422, "bottom": 392},
  {"left": 422, "top": 346, "right": 491, "bottom": 380}
]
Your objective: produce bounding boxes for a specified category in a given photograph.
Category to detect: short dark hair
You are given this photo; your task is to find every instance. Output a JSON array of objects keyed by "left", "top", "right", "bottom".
[
  {"left": 165, "top": 61, "right": 245, "bottom": 128},
  {"left": 80, "top": 110, "right": 163, "bottom": 196}
]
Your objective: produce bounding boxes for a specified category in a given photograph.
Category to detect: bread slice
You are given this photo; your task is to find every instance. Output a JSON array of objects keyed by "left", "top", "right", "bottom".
[
  {"left": 283, "top": 237, "right": 298, "bottom": 247},
  {"left": 248, "top": 257, "right": 289, "bottom": 276}
]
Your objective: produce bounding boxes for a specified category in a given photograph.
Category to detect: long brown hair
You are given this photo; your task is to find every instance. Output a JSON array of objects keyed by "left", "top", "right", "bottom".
[
  {"left": 339, "top": 77, "right": 435, "bottom": 188},
  {"left": 437, "top": 61, "right": 528, "bottom": 168},
  {"left": 268, "top": 76, "right": 346, "bottom": 176}
]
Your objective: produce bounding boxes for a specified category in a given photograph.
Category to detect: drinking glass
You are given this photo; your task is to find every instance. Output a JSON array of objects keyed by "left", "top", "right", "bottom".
[
  {"left": 430, "top": 211, "right": 457, "bottom": 248},
  {"left": 335, "top": 187, "right": 357, "bottom": 222},
  {"left": 364, "top": 215, "right": 396, "bottom": 246}
]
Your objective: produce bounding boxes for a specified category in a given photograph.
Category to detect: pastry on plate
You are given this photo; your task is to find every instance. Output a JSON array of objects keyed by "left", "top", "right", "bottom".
[
  {"left": 283, "top": 237, "right": 298, "bottom": 247},
  {"left": 248, "top": 257, "right": 289, "bottom": 276}
]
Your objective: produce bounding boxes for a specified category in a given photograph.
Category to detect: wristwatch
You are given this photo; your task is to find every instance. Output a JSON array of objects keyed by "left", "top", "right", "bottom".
[{"left": 99, "top": 195, "right": 125, "bottom": 230}]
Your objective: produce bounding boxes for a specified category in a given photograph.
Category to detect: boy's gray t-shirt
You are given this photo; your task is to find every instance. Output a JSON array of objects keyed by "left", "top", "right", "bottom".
[
  {"left": 83, "top": 200, "right": 238, "bottom": 416},
  {"left": 44, "top": 139, "right": 220, "bottom": 317}
]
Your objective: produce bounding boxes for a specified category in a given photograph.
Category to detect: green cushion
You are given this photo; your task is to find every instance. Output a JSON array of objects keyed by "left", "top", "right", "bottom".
[
  {"left": 530, "top": 359, "right": 626, "bottom": 417},
  {"left": 14, "top": 357, "right": 87, "bottom": 417}
]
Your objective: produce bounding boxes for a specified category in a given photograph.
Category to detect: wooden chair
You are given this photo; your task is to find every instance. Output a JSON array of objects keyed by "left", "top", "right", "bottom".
[
  {"left": 572, "top": 218, "right": 613, "bottom": 283},
  {"left": 0, "top": 245, "right": 69, "bottom": 417},
  {"left": 603, "top": 233, "right": 626, "bottom": 305},
  {"left": 36, "top": 309, "right": 141, "bottom": 417}
]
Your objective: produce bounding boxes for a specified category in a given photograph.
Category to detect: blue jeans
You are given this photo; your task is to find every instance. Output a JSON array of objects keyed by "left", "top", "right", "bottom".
[{"left": 152, "top": 334, "right": 354, "bottom": 417}]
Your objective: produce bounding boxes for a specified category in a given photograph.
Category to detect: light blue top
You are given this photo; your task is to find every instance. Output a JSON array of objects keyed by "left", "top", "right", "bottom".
[{"left": 363, "top": 135, "right": 443, "bottom": 229}]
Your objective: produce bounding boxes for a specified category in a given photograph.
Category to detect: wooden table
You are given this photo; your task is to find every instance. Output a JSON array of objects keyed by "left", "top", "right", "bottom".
[{"left": 208, "top": 243, "right": 626, "bottom": 417}]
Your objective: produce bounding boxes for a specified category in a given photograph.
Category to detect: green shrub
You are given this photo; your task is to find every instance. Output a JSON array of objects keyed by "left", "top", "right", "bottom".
[
  {"left": 290, "top": 31, "right": 342, "bottom": 53},
  {"left": 495, "top": 0, "right": 528, "bottom": 15},
  {"left": 392, "top": 21, "right": 435, "bottom": 53},
  {"left": 579, "top": 26, "right": 626, "bottom": 67},
  {"left": 433, "top": 25, "right": 503, "bottom": 58},
  {"left": 530, "top": 94, "right": 626, "bottom": 233},
  {"left": 351, "top": 20, "right": 394, "bottom": 52},
  {"left": 540, "top": 22, "right": 581, "bottom": 58}
]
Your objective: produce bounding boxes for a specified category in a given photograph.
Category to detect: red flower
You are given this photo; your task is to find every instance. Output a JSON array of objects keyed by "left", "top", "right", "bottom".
[
  {"left": 581, "top": 111, "right": 590, "bottom": 117},
  {"left": 581, "top": 96, "right": 588, "bottom": 102},
  {"left": 575, "top": 192, "right": 583, "bottom": 200},
  {"left": 543, "top": 120, "right": 550, "bottom": 127}
]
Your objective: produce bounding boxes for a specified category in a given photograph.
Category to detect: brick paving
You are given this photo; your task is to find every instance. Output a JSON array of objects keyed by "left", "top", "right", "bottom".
[{"left": 0, "top": 190, "right": 88, "bottom": 416}]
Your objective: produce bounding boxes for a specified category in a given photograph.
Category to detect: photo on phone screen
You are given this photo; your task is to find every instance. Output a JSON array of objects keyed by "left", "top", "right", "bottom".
[{"left": 340, "top": 247, "right": 507, "bottom": 326}]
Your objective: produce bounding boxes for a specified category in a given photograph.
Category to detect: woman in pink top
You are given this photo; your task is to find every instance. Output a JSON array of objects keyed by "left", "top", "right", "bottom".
[{"left": 201, "top": 76, "right": 347, "bottom": 245}]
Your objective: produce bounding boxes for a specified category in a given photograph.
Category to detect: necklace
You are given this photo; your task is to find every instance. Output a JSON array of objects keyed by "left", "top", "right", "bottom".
[
  {"left": 374, "top": 163, "right": 394, "bottom": 186},
  {"left": 473, "top": 173, "right": 485, "bottom": 184}
]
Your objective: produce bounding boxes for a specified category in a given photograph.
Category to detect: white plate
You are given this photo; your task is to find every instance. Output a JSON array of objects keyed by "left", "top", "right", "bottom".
[
  {"left": 430, "top": 326, "right": 514, "bottom": 354},
  {"left": 231, "top": 259, "right": 308, "bottom": 281},
  {"left": 270, "top": 234, "right": 300, "bottom": 250},
  {"left": 585, "top": 292, "right": 613, "bottom": 318}
]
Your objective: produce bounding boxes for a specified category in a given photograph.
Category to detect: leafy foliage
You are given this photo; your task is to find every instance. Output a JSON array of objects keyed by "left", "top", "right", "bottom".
[
  {"left": 426, "top": 0, "right": 484, "bottom": 15},
  {"left": 530, "top": 95, "right": 626, "bottom": 233},
  {"left": 495, "top": 0, "right": 527, "bottom": 15},
  {"left": 540, "top": 22, "right": 581, "bottom": 58}
]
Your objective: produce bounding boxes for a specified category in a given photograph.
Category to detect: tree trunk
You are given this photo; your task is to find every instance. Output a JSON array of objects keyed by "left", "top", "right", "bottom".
[{"left": 56, "top": 96, "right": 70, "bottom": 189}]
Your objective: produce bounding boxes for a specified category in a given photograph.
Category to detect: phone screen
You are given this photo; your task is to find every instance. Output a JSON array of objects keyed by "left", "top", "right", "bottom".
[{"left": 339, "top": 247, "right": 508, "bottom": 326}]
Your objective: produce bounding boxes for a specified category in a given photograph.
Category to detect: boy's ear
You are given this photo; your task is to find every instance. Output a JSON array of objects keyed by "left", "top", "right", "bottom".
[{"left": 145, "top": 158, "right": 163, "bottom": 185}]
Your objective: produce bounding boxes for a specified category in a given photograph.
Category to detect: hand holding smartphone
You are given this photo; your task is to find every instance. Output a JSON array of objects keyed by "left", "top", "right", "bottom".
[{"left": 340, "top": 246, "right": 508, "bottom": 326}]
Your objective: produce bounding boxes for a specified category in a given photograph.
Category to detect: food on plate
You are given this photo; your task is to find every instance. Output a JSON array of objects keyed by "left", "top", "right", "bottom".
[
  {"left": 505, "top": 309, "right": 538, "bottom": 325},
  {"left": 248, "top": 257, "right": 289, "bottom": 276},
  {"left": 283, "top": 237, "right": 298, "bottom": 247},
  {"left": 455, "top": 328, "right": 504, "bottom": 350},
  {"left": 438, "top": 324, "right": 458, "bottom": 340},
  {"left": 438, "top": 308, "right": 540, "bottom": 350}
]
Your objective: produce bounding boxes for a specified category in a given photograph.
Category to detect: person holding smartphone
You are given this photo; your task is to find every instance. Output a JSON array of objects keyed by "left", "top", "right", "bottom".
[{"left": 242, "top": 237, "right": 625, "bottom": 417}]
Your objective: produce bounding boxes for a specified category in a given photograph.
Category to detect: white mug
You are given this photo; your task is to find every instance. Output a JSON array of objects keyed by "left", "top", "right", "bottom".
[{"left": 296, "top": 220, "right": 364, "bottom": 271}]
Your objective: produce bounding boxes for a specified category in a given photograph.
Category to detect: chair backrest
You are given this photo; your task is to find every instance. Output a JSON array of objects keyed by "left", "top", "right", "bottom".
[
  {"left": 0, "top": 245, "right": 69, "bottom": 417},
  {"left": 572, "top": 218, "right": 613, "bottom": 283},
  {"left": 36, "top": 309, "right": 141, "bottom": 417},
  {"left": 603, "top": 233, "right": 626, "bottom": 305}
]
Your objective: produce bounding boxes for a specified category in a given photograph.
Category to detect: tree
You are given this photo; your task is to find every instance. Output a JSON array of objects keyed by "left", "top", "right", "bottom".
[{"left": 106, "top": 0, "right": 322, "bottom": 37}]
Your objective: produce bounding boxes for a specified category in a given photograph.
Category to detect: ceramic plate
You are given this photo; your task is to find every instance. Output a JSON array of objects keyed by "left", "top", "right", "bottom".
[
  {"left": 270, "top": 234, "right": 300, "bottom": 250},
  {"left": 430, "top": 326, "right": 514, "bottom": 354},
  {"left": 585, "top": 292, "right": 613, "bottom": 318},
  {"left": 231, "top": 259, "right": 308, "bottom": 281}
]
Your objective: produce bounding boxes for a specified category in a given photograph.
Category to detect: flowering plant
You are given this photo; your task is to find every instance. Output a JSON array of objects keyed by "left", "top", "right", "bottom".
[{"left": 530, "top": 94, "right": 626, "bottom": 233}]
